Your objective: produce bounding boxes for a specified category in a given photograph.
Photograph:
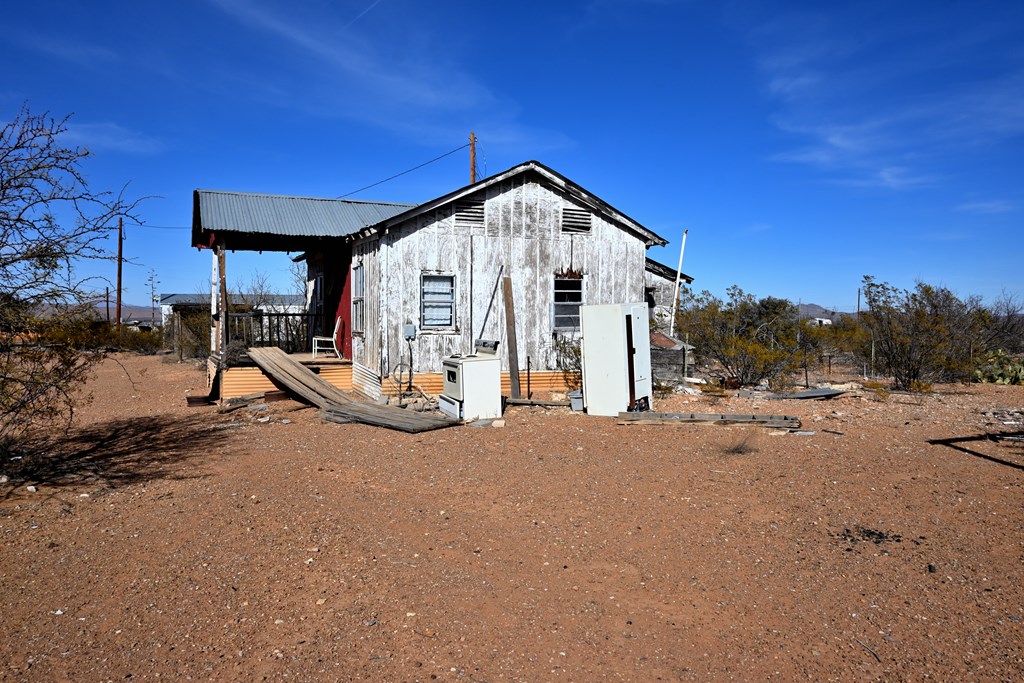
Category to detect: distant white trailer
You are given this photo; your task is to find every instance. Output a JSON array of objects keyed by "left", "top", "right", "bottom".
[{"left": 812, "top": 317, "right": 833, "bottom": 326}]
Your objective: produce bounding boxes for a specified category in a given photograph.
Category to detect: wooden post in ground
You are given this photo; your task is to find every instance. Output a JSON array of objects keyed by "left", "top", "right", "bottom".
[{"left": 502, "top": 276, "right": 520, "bottom": 398}]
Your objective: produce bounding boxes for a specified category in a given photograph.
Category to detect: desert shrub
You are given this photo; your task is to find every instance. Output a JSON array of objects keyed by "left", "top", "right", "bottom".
[
  {"left": 909, "top": 379, "right": 933, "bottom": 394},
  {"left": 165, "top": 310, "right": 212, "bottom": 359},
  {"left": 675, "top": 286, "right": 800, "bottom": 387},
  {"left": 860, "top": 277, "right": 991, "bottom": 389},
  {"left": 552, "top": 334, "right": 583, "bottom": 390},
  {"left": 862, "top": 380, "right": 890, "bottom": 401}
]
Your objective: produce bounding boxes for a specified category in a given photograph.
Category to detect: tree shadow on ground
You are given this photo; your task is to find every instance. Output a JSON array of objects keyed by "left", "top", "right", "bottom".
[
  {"left": 2, "top": 413, "right": 235, "bottom": 494},
  {"left": 927, "top": 431, "right": 1024, "bottom": 472}
]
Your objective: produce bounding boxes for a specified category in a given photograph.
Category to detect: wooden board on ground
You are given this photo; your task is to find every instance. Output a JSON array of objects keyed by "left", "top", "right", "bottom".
[
  {"left": 247, "top": 347, "right": 457, "bottom": 433},
  {"left": 764, "top": 388, "right": 847, "bottom": 400},
  {"left": 319, "top": 404, "right": 457, "bottom": 433},
  {"left": 617, "top": 411, "right": 801, "bottom": 430}
]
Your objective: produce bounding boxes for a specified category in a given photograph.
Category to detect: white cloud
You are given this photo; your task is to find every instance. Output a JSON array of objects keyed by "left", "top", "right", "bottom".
[{"left": 745, "top": 4, "right": 1024, "bottom": 190}]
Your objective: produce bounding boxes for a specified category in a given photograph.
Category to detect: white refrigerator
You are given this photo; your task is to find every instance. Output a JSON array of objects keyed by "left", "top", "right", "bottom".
[{"left": 580, "top": 302, "right": 653, "bottom": 417}]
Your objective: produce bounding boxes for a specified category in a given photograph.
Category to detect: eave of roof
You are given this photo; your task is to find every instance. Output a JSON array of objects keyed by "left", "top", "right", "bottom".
[
  {"left": 645, "top": 257, "right": 693, "bottom": 284},
  {"left": 192, "top": 190, "right": 416, "bottom": 248}
]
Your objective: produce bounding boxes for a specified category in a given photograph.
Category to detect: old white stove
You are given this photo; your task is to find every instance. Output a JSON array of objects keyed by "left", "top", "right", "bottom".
[{"left": 438, "top": 339, "right": 501, "bottom": 421}]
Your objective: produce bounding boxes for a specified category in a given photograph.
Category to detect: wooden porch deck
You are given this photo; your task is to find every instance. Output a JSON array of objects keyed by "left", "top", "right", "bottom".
[{"left": 215, "top": 349, "right": 577, "bottom": 400}]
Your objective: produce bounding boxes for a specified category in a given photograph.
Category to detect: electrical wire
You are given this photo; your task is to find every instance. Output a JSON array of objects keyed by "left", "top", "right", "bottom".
[
  {"left": 336, "top": 143, "right": 471, "bottom": 199},
  {"left": 121, "top": 223, "right": 190, "bottom": 230},
  {"left": 100, "top": 142, "right": 475, "bottom": 229}
]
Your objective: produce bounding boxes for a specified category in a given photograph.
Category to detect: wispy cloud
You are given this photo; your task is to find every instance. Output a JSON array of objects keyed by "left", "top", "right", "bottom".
[
  {"left": 743, "top": 3, "right": 1024, "bottom": 190},
  {"left": 956, "top": 200, "right": 1019, "bottom": 214},
  {"left": 64, "top": 122, "right": 163, "bottom": 155},
  {"left": 205, "top": 0, "right": 563, "bottom": 151},
  {"left": 15, "top": 31, "right": 118, "bottom": 67}
]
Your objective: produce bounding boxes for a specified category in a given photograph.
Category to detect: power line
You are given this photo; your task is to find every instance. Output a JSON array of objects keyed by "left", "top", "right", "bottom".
[
  {"left": 337, "top": 143, "right": 471, "bottom": 199},
  {"left": 123, "top": 223, "right": 190, "bottom": 230}
]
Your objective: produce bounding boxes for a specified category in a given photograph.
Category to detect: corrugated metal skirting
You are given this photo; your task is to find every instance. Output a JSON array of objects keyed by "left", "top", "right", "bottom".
[
  {"left": 221, "top": 364, "right": 573, "bottom": 400},
  {"left": 222, "top": 364, "right": 354, "bottom": 399},
  {"left": 384, "top": 371, "right": 576, "bottom": 397},
  {"left": 352, "top": 361, "right": 383, "bottom": 402}
]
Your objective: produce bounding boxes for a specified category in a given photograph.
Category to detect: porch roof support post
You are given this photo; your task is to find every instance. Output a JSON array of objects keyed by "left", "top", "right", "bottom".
[
  {"left": 218, "top": 244, "right": 229, "bottom": 361},
  {"left": 210, "top": 248, "right": 219, "bottom": 355}
]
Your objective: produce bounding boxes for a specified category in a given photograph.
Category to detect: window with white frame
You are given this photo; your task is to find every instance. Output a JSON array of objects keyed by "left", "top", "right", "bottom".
[
  {"left": 421, "top": 273, "right": 456, "bottom": 330},
  {"left": 351, "top": 265, "right": 364, "bottom": 334},
  {"left": 553, "top": 276, "right": 583, "bottom": 331}
]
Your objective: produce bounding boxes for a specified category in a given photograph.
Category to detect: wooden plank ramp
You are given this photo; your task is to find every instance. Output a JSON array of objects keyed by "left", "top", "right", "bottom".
[
  {"left": 617, "top": 411, "right": 801, "bottom": 430},
  {"left": 246, "top": 347, "right": 457, "bottom": 433}
]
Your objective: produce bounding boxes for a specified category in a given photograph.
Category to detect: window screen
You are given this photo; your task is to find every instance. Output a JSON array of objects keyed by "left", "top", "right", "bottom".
[{"left": 421, "top": 274, "right": 455, "bottom": 329}]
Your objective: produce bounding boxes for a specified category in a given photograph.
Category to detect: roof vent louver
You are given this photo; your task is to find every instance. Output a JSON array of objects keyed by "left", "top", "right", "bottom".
[
  {"left": 562, "top": 204, "right": 591, "bottom": 234},
  {"left": 455, "top": 198, "right": 485, "bottom": 229}
]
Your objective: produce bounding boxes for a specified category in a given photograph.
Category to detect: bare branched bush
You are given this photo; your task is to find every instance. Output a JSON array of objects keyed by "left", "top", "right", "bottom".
[{"left": 0, "top": 105, "right": 144, "bottom": 457}]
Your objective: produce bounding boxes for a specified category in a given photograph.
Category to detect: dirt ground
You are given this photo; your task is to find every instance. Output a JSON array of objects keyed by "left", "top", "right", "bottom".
[{"left": 1, "top": 354, "right": 1022, "bottom": 681}]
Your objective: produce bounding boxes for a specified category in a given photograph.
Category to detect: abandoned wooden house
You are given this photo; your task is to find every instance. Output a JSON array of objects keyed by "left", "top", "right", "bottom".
[{"left": 192, "top": 160, "right": 686, "bottom": 399}]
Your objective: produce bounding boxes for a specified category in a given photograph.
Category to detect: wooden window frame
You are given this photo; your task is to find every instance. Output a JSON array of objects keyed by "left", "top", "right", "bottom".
[
  {"left": 553, "top": 276, "right": 584, "bottom": 332},
  {"left": 421, "top": 272, "right": 457, "bottom": 331},
  {"left": 351, "top": 264, "right": 365, "bottom": 336}
]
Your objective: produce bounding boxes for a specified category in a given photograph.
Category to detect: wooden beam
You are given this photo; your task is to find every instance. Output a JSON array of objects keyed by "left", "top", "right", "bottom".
[
  {"left": 617, "top": 411, "right": 801, "bottom": 429},
  {"left": 502, "top": 276, "right": 520, "bottom": 398}
]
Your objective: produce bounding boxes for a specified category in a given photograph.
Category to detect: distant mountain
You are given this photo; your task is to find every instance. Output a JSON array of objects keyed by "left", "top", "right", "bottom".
[
  {"left": 92, "top": 302, "right": 159, "bottom": 322},
  {"left": 798, "top": 303, "right": 849, "bottom": 321}
]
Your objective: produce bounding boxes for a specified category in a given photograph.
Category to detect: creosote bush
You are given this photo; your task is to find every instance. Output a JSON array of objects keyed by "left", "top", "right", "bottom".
[
  {"left": 675, "top": 285, "right": 801, "bottom": 387},
  {"left": 859, "top": 277, "right": 1021, "bottom": 390}
]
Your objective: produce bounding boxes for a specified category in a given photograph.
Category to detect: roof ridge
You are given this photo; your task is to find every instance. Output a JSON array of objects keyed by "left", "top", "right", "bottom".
[{"left": 195, "top": 188, "right": 415, "bottom": 206}]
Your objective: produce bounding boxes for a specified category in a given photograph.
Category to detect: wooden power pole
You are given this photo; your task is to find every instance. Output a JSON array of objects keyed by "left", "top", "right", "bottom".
[
  {"left": 115, "top": 216, "right": 123, "bottom": 334},
  {"left": 469, "top": 131, "right": 477, "bottom": 183}
]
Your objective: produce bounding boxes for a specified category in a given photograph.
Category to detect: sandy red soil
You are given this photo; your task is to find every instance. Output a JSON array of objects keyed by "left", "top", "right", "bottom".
[{"left": 1, "top": 354, "right": 1022, "bottom": 681}]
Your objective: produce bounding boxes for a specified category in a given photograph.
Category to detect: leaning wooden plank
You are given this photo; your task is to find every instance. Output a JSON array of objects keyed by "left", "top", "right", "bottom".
[
  {"left": 249, "top": 347, "right": 457, "bottom": 432},
  {"left": 247, "top": 347, "right": 352, "bottom": 408}
]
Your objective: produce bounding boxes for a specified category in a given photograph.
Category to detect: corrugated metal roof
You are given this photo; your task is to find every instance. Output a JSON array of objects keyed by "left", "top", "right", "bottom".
[{"left": 195, "top": 190, "right": 416, "bottom": 238}]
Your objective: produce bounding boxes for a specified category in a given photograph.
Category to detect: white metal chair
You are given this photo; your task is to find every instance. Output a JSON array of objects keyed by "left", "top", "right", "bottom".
[{"left": 312, "top": 317, "right": 342, "bottom": 359}]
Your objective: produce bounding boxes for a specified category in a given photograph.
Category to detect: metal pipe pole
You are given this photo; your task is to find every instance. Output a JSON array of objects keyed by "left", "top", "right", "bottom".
[
  {"left": 669, "top": 229, "right": 689, "bottom": 338},
  {"left": 115, "top": 217, "right": 123, "bottom": 335}
]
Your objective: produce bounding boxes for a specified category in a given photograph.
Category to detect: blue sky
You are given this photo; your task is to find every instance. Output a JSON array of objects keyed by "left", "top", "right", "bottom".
[{"left": 3, "top": 0, "right": 1022, "bottom": 312}]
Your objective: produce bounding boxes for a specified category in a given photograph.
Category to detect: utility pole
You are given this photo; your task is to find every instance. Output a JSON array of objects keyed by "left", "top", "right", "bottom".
[
  {"left": 147, "top": 270, "right": 160, "bottom": 325},
  {"left": 469, "top": 131, "right": 477, "bottom": 183},
  {"left": 115, "top": 216, "right": 123, "bottom": 335}
]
